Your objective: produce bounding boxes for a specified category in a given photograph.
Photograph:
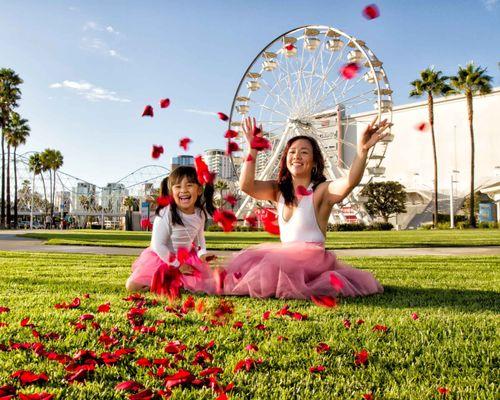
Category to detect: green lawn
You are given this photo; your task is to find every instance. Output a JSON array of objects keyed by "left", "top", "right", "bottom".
[
  {"left": 20, "top": 229, "right": 500, "bottom": 250},
  {"left": 0, "top": 251, "right": 498, "bottom": 399}
]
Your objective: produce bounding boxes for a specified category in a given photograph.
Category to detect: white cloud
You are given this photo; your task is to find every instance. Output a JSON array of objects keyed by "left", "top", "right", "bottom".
[
  {"left": 83, "top": 21, "right": 119, "bottom": 35},
  {"left": 49, "top": 80, "right": 131, "bottom": 103},
  {"left": 483, "top": 0, "right": 498, "bottom": 10},
  {"left": 81, "top": 37, "right": 129, "bottom": 62},
  {"left": 184, "top": 109, "right": 218, "bottom": 116}
]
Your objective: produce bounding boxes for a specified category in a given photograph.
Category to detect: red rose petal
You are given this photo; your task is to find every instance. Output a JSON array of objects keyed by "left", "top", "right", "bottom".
[
  {"left": 415, "top": 122, "right": 429, "bottom": 132},
  {"left": 115, "top": 380, "right": 144, "bottom": 392},
  {"left": 0, "top": 307, "right": 9, "bottom": 313},
  {"left": 296, "top": 185, "right": 313, "bottom": 196},
  {"left": 179, "top": 137, "right": 192, "bottom": 151},
  {"left": 217, "top": 112, "right": 229, "bottom": 121},
  {"left": 226, "top": 140, "right": 240, "bottom": 155},
  {"left": 224, "top": 129, "right": 238, "bottom": 139},
  {"left": 19, "top": 393, "right": 54, "bottom": 400},
  {"left": 156, "top": 195, "right": 173, "bottom": 207},
  {"left": 194, "top": 155, "right": 216, "bottom": 185},
  {"left": 255, "top": 208, "right": 279, "bottom": 235},
  {"left": 224, "top": 194, "right": 237, "bottom": 207},
  {"left": 362, "top": 4, "right": 380, "bottom": 20},
  {"left": 246, "top": 154, "right": 254, "bottom": 162},
  {"left": 329, "top": 273, "right": 344, "bottom": 291},
  {"left": 213, "top": 209, "right": 237, "bottom": 232},
  {"left": 340, "top": 62, "right": 360, "bottom": 80},
  {"left": 362, "top": 393, "right": 374, "bottom": 400},
  {"left": 284, "top": 44, "right": 295, "bottom": 51},
  {"left": 311, "top": 295, "right": 337, "bottom": 308},
  {"left": 151, "top": 145, "right": 164, "bottom": 159},
  {"left": 160, "top": 98, "right": 170, "bottom": 109},
  {"left": 411, "top": 312, "right": 419, "bottom": 320},
  {"left": 309, "top": 365, "right": 326, "bottom": 373},
  {"left": 97, "top": 303, "right": 110, "bottom": 313},
  {"left": 354, "top": 349, "right": 369, "bottom": 366},
  {"left": 142, "top": 105, "right": 154, "bottom": 117}
]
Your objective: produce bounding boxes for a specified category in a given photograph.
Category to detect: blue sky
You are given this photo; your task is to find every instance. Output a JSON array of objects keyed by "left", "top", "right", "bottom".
[{"left": 2, "top": 0, "right": 499, "bottom": 185}]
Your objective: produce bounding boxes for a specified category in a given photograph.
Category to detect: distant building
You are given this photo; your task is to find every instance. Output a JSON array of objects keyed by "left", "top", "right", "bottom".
[
  {"left": 101, "top": 183, "right": 128, "bottom": 214},
  {"left": 171, "top": 155, "right": 194, "bottom": 171},
  {"left": 72, "top": 182, "right": 97, "bottom": 212},
  {"left": 203, "top": 149, "right": 235, "bottom": 180},
  {"left": 54, "top": 191, "right": 71, "bottom": 213}
]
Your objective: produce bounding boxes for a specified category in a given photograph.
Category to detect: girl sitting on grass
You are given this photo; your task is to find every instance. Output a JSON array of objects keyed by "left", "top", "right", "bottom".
[
  {"left": 125, "top": 166, "right": 217, "bottom": 292},
  {"left": 220, "top": 116, "right": 390, "bottom": 299}
]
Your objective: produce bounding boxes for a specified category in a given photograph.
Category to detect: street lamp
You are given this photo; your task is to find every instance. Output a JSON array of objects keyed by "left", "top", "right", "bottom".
[{"left": 450, "top": 170, "right": 460, "bottom": 229}]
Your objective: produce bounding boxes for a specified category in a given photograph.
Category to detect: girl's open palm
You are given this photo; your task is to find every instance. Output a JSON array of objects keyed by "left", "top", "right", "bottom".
[{"left": 360, "top": 115, "right": 392, "bottom": 151}]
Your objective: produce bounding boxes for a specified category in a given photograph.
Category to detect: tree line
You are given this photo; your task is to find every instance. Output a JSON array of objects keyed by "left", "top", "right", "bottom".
[{"left": 1, "top": 68, "right": 64, "bottom": 228}]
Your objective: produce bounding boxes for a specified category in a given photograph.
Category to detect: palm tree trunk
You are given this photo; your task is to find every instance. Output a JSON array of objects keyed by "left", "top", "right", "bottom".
[
  {"left": 6, "top": 145, "right": 11, "bottom": 227},
  {"left": 13, "top": 148, "right": 18, "bottom": 227},
  {"left": 48, "top": 169, "right": 53, "bottom": 221},
  {"left": 467, "top": 92, "right": 476, "bottom": 228},
  {"left": 1, "top": 128, "right": 5, "bottom": 228},
  {"left": 40, "top": 172, "right": 48, "bottom": 216},
  {"left": 52, "top": 168, "right": 56, "bottom": 219},
  {"left": 428, "top": 94, "right": 438, "bottom": 228}
]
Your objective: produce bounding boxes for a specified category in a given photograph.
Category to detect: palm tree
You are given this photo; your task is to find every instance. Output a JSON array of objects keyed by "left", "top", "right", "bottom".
[
  {"left": 449, "top": 63, "right": 493, "bottom": 228},
  {"left": 4, "top": 112, "right": 30, "bottom": 227},
  {"left": 214, "top": 180, "right": 229, "bottom": 208},
  {"left": 40, "top": 148, "right": 64, "bottom": 220},
  {"left": 28, "top": 153, "right": 47, "bottom": 224},
  {"left": 0, "top": 68, "right": 23, "bottom": 228},
  {"left": 410, "top": 67, "right": 453, "bottom": 228},
  {"left": 123, "top": 196, "right": 138, "bottom": 231}
]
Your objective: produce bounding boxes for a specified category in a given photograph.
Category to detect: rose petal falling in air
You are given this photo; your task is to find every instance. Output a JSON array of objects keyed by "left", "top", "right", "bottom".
[
  {"left": 415, "top": 122, "right": 429, "bottom": 132},
  {"left": 179, "top": 137, "right": 192, "bottom": 151},
  {"left": 160, "top": 98, "right": 170, "bottom": 109},
  {"left": 151, "top": 145, "right": 164, "bottom": 159},
  {"left": 217, "top": 112, "right": 229, "bottom": 121},
  {"left": 141, "top": 105, "right": 154, "bottom": 117},
  {"left": 362, "top": 4, "right": 380, "bottom": 20},
  {"left": 224, "top": 129, "right": 238, "bottom": 139},
  {"left": 340, "top": 63, "right": 360, "bottom": 80}
]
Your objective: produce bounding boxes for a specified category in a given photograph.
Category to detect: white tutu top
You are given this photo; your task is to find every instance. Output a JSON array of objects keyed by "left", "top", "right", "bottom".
[{"left": 277, "top": 186, "right": 325, "bottom": 244}]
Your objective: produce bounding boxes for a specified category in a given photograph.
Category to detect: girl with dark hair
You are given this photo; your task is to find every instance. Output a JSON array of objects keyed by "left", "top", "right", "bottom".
[
  {"left": 221, "top": 116, "right": 390, "bottom": 299},
  {"left": 126, "top": 166, "right": 216, "bottom": 292}
]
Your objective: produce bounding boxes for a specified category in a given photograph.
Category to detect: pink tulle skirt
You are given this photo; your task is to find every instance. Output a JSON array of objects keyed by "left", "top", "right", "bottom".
[
  {"left": 129, "top": 247, "right": 217, "bottom": 294},
  {"left": 221, "top": 242, "right": 383, "bottom": 299}
]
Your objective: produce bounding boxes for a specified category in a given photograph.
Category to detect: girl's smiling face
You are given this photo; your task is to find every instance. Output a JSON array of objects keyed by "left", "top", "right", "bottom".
[
  {"left": 171, "top": 176, "right": 202, "bottom": 214},
  {"left": 286, "top": 138, "right": 314, "bottom": 178}
]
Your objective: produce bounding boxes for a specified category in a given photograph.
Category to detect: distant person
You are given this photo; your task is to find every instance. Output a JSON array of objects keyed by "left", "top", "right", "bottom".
[
  {"left": 125, "top": 167, "right": 217, "bottom": 292},
  {"left": 44, "top": 215, "right": 52, "bottom": 229}
]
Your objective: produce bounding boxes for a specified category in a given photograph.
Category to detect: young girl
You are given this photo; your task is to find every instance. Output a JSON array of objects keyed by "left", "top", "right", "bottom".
[
  {"left": 221, "top": 116, "right": 390, "bottom": 299},
  {"left": 126, "top": 166, "right": 216, "bottom": 292}
]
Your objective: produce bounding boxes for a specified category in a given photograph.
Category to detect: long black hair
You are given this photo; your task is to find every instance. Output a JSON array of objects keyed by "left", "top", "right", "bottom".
[
  {"left": 156, "top": 166, "right": 215, "bottom": 226},
  {"left": 277, "top": 135, "right": 327, "bottom": 206}
]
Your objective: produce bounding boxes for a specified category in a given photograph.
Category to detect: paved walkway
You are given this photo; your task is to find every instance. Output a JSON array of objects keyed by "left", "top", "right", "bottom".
[{"left": 2, "top": 230, "right": 500, "bottom": 257}]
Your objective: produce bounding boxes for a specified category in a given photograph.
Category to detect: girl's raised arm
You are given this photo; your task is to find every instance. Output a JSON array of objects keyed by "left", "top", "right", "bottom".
[
  {"left": 326, "top": 116, "right": 392, "bottom": 204},
  {"left": 239, "top": 116, "right": 278, "bottom": 202}
]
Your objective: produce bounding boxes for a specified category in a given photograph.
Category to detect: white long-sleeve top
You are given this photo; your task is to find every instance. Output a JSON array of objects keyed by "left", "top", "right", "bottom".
[{"left": 150, "top": 206, "right": 207, "bottom": 265}]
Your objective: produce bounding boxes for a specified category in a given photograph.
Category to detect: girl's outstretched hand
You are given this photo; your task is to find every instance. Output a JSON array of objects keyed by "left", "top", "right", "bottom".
[
  {"left": 359, "top": 115, "right": 392, "bottom": 152},
  {"left": 242, "top": 116, "right": 262, "bottom": 146}
]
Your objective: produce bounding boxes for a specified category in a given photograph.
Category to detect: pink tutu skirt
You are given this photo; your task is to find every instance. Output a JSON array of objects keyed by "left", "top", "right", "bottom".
[
  {"left": 129, "top": 247, "right": 217, "bottom": 294},
  {"left": 221, "top": 242, "right": 383, "bottom": 299}
]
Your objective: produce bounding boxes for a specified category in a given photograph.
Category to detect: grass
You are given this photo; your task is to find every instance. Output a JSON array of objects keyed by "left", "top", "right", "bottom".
[
  {"left": 20, "top": 228, "right": 500, "bottom": 250},
  {"left": 0, "top": 251, "right": 498, "bottom": 399}
]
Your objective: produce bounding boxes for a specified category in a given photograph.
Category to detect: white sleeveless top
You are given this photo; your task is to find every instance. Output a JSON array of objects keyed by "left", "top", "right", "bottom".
[{"left": 277, "top": 187, "right": 325, "bottom": 244}]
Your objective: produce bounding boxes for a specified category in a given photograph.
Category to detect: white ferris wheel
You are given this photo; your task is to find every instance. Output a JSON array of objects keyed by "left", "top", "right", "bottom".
[{"left": 227, "top": 25, "right": 394, "bottom": 223}]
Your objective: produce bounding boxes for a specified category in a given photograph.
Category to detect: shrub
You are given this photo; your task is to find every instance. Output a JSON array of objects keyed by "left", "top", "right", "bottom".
[{"left": 366, "top": 222, "right": 394, "bottom": 231}]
